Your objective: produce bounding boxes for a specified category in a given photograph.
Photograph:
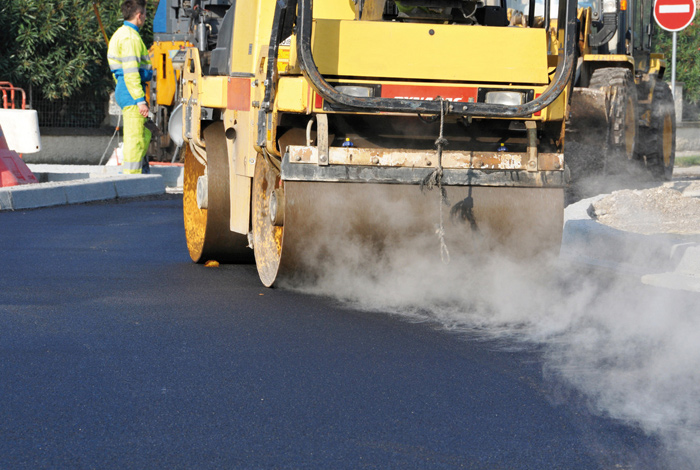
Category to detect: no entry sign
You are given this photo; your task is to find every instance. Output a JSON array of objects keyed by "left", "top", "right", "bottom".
[{"left": 654, "top": 0, "right": 697, "bottom": 31}]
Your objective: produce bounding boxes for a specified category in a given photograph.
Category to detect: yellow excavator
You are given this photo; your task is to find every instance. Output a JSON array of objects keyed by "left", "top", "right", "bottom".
[
  {"left": 566, "top": 0, "right": 676, "bottom": 196},
  {"left": 174, "top": 0, "right": 579, "bottom": 286}
]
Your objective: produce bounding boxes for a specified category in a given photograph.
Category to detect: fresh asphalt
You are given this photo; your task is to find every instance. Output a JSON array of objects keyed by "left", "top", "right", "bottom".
[
  {"left": 3, "top": 164, "right": 698, "bottom": 292},
  {"left": 0, "top": 195, "right": 669, "bottom": 469}
]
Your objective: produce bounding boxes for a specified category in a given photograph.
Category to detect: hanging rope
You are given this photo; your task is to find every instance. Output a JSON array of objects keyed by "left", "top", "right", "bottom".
[{"left": 420, "top": 98, "right": 450, "bottom": 264}]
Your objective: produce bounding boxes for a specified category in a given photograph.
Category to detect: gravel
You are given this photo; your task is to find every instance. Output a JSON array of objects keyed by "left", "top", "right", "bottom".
[{"left": 588, "top": 180, "right": 700, "bottom": 235}]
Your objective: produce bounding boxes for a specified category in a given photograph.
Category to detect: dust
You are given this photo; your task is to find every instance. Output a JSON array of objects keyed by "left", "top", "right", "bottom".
[{"left": 286, "top": 184, "right": 700, "bottom": 468}]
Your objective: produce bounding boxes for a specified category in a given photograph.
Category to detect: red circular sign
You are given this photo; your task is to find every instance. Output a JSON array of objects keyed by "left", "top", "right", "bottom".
[{"left": 654, "top": 0, "right": 697, "bottom": 31}]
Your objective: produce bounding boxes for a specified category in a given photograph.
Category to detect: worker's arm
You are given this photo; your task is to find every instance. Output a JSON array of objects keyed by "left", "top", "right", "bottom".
[
  {"left": 124, "top": 38, "right": 152, "bottom": 117},
  {"left": 121, "top": 37, "right": 149, "bottom": 106},
  {"left": 138, "top": 62, "right": 153, "bottom": 117}
]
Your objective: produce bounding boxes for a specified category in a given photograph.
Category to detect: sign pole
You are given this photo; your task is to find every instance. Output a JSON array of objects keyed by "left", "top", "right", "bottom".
[{"left": 671, "top": 31, "right": 677, "bottom": 98}]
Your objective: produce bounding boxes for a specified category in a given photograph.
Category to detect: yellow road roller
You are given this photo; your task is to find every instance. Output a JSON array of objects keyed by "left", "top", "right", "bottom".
[{"left": 175, "top": 0, "right": 579, "bottom": 286}]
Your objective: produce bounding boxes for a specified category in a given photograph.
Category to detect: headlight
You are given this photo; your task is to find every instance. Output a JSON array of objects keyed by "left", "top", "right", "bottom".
[
  {"left": 484, "top": 91, "right": 526, "bottom": 106},
  {"left": 336, "top": 86, "right": 374, "bottom": 98},
  {"left": 602, "top": 0, "right": 617, "bottom": 13},
  {"left": 168, "top": 103, "right": 184, "bottom": 147}
]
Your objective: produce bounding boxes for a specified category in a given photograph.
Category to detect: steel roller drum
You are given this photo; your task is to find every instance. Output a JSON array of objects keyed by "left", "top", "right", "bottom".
[{"left": 252, "top": 156, "right": 564, "bottom": 287}]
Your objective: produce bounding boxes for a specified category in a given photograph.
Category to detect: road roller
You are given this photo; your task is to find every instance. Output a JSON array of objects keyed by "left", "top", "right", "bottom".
[{"left": 175, "top": 0, "right": 578, "bottom": 286}]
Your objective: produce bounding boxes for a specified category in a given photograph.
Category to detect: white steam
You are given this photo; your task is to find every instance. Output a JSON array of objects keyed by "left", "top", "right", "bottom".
[{"left": 286, "top": 190, "right": 700, "bottom": 467}]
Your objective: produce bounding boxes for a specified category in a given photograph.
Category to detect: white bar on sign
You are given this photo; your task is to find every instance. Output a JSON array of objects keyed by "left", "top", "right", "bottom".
[{"left": 659, "top": 4, "right": 691, "bottom": 13}]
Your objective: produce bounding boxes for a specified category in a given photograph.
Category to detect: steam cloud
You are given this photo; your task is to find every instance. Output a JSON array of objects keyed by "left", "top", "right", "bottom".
[{"left": 285, "top": 187, "right": 700, "bottom": 468}]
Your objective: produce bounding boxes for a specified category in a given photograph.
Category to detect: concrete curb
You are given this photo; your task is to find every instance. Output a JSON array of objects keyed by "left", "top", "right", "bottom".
[
  {"left": 27, "top": 164, "right": 184, "bottom": 189},
  {"left": 0, "top": 174, "right": 166, "bottom": 211},
  {"left": 561, "top": 196, "right": 700, "bottom": 292}
]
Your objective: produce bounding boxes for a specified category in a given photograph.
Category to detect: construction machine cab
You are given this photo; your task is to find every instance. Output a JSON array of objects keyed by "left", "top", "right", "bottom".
[
  {"left": 372, "top": 0, "right": 554, "bottom": 26},
  {"left": 385, "top": 0, "right": 491, "bottom": 24},
  {"left": 578, "top": 0, "right": 657, "bottom": 60}
]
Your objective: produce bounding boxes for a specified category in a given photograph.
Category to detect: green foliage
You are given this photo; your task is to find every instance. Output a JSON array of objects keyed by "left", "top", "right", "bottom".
[
  {"left": 0, "top": 0, "right": 157, "bottom": 102},
  {"left": 675, "top": 155, "right": 700, "bottom": 167},
  {"left": 653, "top": 23, "right": 700, "bottom": 106}
]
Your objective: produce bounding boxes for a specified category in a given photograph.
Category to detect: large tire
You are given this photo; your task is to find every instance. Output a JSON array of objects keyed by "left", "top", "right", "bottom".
[
  {"left": 639, "top": 80, "right": 676, "bottom": 181},
  {"left": 183, "top": 121, "right": 253, "bottom": 264},
  {"left": 589, "top": 68, "right": 639, "bottom": 175},
  {"left": 565, "top": 87, "right": 609, "bottom": 200}
]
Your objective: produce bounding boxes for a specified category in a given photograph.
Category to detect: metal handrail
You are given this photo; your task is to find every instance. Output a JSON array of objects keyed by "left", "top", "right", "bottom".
[{"left": 0, "top": 82, "right": 27, "bottom": 110}]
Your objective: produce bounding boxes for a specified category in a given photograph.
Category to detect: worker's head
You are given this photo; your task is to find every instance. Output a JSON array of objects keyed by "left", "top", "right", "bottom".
[{"left": 121, "top": 0, "right": 147, "bottom": 26}]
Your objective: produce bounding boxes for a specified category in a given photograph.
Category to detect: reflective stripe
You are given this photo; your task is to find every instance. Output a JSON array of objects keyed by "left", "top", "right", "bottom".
[
  {"left": 109, "top": 54, "right": 150, "bottom": 72},
  {"left": 117, "top": 55, "right": 140, "bottom": 63},
  {"left": 122, "top": 160, "right": 142, "bottom": 171}
]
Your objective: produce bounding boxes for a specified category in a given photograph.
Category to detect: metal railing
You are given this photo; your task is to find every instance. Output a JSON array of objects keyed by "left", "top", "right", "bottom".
[
  {"left": 0, "top": 82, "right": 27, "bottom": 110},
  {"left": 31, "top": 98, "right": 107, "bottom": 128}
]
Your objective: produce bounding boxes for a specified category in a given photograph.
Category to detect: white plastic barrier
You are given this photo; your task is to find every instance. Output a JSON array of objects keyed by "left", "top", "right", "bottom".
[{"left": 0, "top": 109, "right": 42, "bottom": 154}]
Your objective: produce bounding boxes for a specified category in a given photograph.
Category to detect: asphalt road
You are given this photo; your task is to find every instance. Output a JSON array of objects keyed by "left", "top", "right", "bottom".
[{"left": 0, "top": 196, "right": 669, "bottom": 469}]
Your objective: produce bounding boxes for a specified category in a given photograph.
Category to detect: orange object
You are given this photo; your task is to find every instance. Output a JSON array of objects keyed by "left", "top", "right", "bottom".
[
  {"left": 0, "top": 82, "right": 27, "bottom": 110},
  {"left": 0, "top": 125, "right": 37, "bottom": 187},
  {"left": 93, "top": 2, "right": 110, "bottom": 46}
]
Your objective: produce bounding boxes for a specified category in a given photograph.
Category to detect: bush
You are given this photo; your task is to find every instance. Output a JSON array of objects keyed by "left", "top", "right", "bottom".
[
  {"left": 653, "top": 22, "right": 700, "bottom": 114},
  {"left": 0, "top": 0, "right": 156, "bottom": 104}
]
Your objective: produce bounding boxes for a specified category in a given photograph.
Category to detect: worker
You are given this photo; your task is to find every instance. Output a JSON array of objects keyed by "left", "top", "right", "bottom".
[{"left": 107, "top": 0, "right": 153, "bottom": 174}]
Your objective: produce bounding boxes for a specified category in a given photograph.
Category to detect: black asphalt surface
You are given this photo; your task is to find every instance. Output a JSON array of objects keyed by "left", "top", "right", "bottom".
[{"left": 0, "top": 196, "right": 665, "bottom": 469}]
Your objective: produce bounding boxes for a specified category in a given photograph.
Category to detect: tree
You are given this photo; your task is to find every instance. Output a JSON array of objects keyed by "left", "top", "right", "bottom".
[
  {"left": 0, "top": 0, "right": 156, "bottom": 102},
  {"left": 653, "top": 21, "right": 700, "bottom": 118}
]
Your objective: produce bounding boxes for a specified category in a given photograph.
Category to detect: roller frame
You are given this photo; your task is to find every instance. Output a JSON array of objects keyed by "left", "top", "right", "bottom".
[{"left": 282, "top": 147, "right": 566, "bottom": 187}]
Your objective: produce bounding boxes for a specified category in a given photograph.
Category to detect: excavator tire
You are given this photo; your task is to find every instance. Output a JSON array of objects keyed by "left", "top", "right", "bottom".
[
  {"left": 639, "top": 80, "right": 676, "bottom": 181},
  {"left": 251, "top": 154, "right": 564, "bottom": 287},
  {"left": 565, "top": 87, "right": 609, "bottom": 199},
  {"left": 183, "top": 121, "right": 253, "bottom": 264},
  {"left": 589, "top": 67, "right": 639, "bottom": 175}
]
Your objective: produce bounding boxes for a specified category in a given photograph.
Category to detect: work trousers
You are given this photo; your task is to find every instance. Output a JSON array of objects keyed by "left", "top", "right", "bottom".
[{"left": 122, "top": 105, "right": 151, "bottom": 174}]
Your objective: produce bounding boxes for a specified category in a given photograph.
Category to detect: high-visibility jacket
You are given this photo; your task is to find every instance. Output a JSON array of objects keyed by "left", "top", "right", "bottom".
[{"left": 107, "top": 22, "right": 153, "bottom": 109}]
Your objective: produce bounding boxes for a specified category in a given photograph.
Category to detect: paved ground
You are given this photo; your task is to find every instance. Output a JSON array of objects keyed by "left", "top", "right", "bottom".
[
  {"left": 0, "top": 196, "right": 676, "bottom": 469},
  {"left": 4, "top": 163, "right": 698, "bottom": 292},
  {"left": 562, "top": 166, "right": 700, "bottom": 292}
]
